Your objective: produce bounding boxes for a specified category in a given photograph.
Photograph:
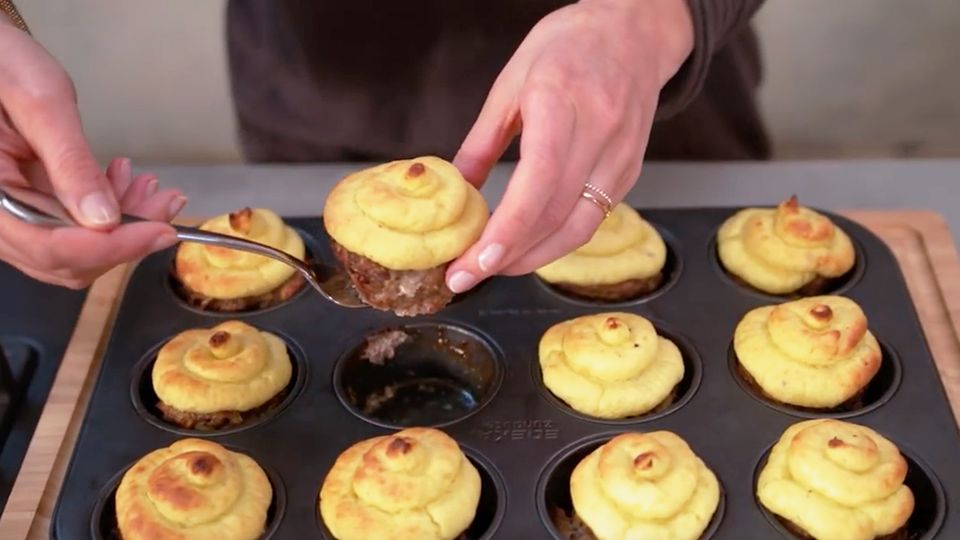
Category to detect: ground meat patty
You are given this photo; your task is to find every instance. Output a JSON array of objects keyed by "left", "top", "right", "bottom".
[
  {"left": 331, "top": 240, "right": 453, "bottom": 316},
  {"left": 550, "top": 508, "right": 595, "bottom": 540},
  {"left": 729, "top": 273, "right": 841, "bottom": 298},
  {"left": 549, "top": 273, "right": 663, "bottom": 302},
  {"left": 157, "top": 392, "right": 286, "bottom": 431},
  {"left": 736, "top": 362, "right": 867, "bottom": 412},
  {"left": 172, "top": 268, "right": 305, "bottom": 312},
  {"left": 361, "top": 329, "right": 411, "bottom": 365}
]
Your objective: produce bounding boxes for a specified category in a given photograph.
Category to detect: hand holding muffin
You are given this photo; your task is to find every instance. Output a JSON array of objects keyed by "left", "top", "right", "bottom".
[{"left": 324, "top": 157, "right": 488, "bottom": 316}]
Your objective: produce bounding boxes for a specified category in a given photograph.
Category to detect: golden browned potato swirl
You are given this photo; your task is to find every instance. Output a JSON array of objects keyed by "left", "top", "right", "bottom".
[
  {"left": 758, "top": 419, "right": 914, "bottom": 540},
  {"left": 540, "top": 313, "right": 684, "bottom": 419},
  {"left": 734, "top": 295, "right": 881, "bottom": 408},
  {"left": 116, "top": 438, "right": 272, "bottom": 540},
  {"left": 319, "top": 427, "right": 481, "bottom": 540},
  {"left": 153, "top": 320, "right": 291, "bottom": 414},
  {"left": 323, "top": 157, "right": 488, "bottom": 270},
  {"left": 571, "top": 431, "right": 720, "bottom": 540},
  {"left": 175, "top": 207, "right": 305, "bottom": 300},
  {"left": 717, "top": 195, "right": 855, "bottom": 294},
  {"left": 535, "top": 204, "right": 666, "bottom": 286}
]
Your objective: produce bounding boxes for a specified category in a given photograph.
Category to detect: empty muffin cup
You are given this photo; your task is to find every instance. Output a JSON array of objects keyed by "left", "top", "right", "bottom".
[
  {"left": 537, "top": 435, "right": 725, "bottom": 540},
  {"left": 90, "top": 454, "right": 286, "bottom": 540},
  {"left": 754, "top": 444, "right": 945, "bottom": 540},
  {"left": 334, "top": 324, "right": 502, "bottom": 428},
  {"left": 131, "top": 337, "right": 307, "bottom": 436},
  {"left": 729, "top": 340, "right": 901, "bottom": 418}
]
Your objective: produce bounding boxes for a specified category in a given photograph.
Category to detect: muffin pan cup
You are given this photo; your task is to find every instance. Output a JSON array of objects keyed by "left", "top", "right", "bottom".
[{"left": 52, "top": 210, "right": 960, "bottom": 539}]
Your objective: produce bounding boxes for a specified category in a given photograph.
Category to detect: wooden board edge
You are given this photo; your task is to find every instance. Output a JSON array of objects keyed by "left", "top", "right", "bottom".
[{"left": 0, "top": 264, "right": 131, "bottom": 540}]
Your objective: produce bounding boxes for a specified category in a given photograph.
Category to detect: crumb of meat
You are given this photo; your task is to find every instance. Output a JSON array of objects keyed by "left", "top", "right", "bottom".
[
  {"left": 330, "top": 241, "right": 453, "bottom": 316},
  {"left": 171, "top": 267, "right": 306, "bottom": 312},
  {"left": 361, "top": 329, "right": 411, "bottom": 365},
  {"left": 550, "top": 273, "right": 663, "bottom": 302},
  {"left": 156, "top": 391, "right": 286, "bottom": 431}
]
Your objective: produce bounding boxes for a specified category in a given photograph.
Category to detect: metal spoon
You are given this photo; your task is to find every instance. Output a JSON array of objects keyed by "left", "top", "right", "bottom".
[{"left": 0, "top": 184, "right": 365, "bottom": 308}]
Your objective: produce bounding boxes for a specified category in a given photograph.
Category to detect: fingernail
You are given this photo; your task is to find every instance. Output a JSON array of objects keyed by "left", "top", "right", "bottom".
[
  {"left": 168, "top": 196, "right": 187, "bottom": 219},
  {"left": 478, "top": 243, "right": 505, "bottom": 273},
  {"left": 150, "top": 232, "right": 178, "bottom": 252},
  {"left": 145, "top": 178, "right": 159, "bottom": 196},
  {"left": 78, "top": 192, "right": 119, "bottom": 225},
  {"left": 120, "top": 158, "right": 132, "bottom": 180},
  {"left": 448, "top": 271, "right": 477, "bottom": 294}
]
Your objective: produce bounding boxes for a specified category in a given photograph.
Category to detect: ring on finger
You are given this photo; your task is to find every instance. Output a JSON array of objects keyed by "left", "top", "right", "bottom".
[{"left": 581, "top": 182, "right": 614, "bottom": 218}]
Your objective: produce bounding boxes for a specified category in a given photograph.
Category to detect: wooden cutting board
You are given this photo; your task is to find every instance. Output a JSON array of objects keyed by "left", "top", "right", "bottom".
[{"left": 2, "top": 210, "right": 959, "bottom": 540}]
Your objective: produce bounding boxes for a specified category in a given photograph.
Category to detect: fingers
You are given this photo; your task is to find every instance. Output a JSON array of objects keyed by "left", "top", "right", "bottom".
[
  {"left": 0, "top": 55, "right": 119, "bottom": 229},
  {"left": 106, "top": 157, "right": 133, "bottom": 195},
  {"left": 452, "top": 83, "right": 521, "bottom": 187},
  {"left": 120, "top": 173, "right": 159, "bottom": 211},
  {"left": 447, "top": 83, "right": 616, "bottom": 293},
  {"left": 0, "top": 208, "right": 177, "bottom": 288}
]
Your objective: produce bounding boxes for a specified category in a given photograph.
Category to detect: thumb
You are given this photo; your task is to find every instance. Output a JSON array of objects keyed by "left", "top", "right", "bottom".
[{"left": 0, "top": 56, "right": 118, "bottom": 229}]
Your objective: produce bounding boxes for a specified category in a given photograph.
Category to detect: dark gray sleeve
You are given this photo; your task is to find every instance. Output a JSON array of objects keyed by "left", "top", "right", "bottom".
[{"left": 656, "top": 0, "right": 767, "bottom": 119}]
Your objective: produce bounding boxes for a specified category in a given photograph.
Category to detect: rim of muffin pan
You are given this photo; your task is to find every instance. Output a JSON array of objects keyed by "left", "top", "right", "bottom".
[
  {"left": 130, "top": 330, "right": 309, "bottom": 437},
  {"left": 534, "top": 223, "right": 684, "bottom": 308},
  {"left": 752, "top": 439, "right": 945, "bottom": 540},
  {"left": 164, "top": 225, "right": 321, "bottom": 317},
  {"left": 532, "top": 323, "right": 703, "bottom": 425},
  {"left": 536, "top": 431, "right": 726, "bottom": 540},
  {"left": 333, "top": 322, "right": 505, "bottom": 430},
  {"left": 706, "top": 221, "right": 867, "bottom": 302},
  {"left": 89, "top": 447, "right": 286, "bottom": 539},
  {"left": 727, "top": 338, "right": 902, "bottom": 419},
  {"left": 314, "top": 445, "right": 506, "bottom": 540}
]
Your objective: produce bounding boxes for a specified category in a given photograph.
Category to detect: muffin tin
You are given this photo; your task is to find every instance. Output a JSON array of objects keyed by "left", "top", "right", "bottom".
[
  {"left": 0, "top": 262, "right": 86, "bottom": 512},
  {"left": 51, "top": 208, "right": 960, "bottom": 539}
]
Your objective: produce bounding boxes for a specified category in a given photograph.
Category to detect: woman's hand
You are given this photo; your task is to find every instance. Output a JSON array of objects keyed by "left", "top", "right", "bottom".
[
  {"left": 0, "top": 18, "right": 184, "bottom": 289},
  {"left": 446, "top": 0, "right": 693, "bottom": 293}
]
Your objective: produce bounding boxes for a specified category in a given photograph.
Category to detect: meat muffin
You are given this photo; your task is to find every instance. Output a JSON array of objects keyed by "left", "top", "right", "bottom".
[
  {"left": 555, "top": 431, "right": 720, "bottom": 540},
  {"left": 536, "top": 204, "right": 667, "bottom": 301},
  {"left": 152, "top": 320, "right": 292, "bottom": 430},
  {"left": 323, "top": 156, "right": 488, "bottom": 316},
  {"left": 717, "top": 195, "right": 856, "bottom": 296},
  {"left": 319, "top": 427, "right": 481, "bottom": 540},
  {"left": 733, "top": 295, "right": 882, "bottom": 411},
  {"left": 539, "top": 312, "right": 684, "bottom": 419},
  {"left": 758, "top": 419, "right": 914, "bottom": 540},
  {"left": 173, "top": 207, "right": 306, "bottom": 311},
  {"left": 116, "top": 438, "right": 272, "bottom": 540}
]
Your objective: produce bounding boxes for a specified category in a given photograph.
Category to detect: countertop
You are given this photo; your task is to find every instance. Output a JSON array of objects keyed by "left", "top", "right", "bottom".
[{"left": 150, "top": 158, "right": 960, "bottom": 243}]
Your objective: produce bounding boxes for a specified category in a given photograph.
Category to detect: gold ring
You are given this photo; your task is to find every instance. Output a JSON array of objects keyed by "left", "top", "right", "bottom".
[
  {"left": 581, "top": 191, "right": 612, "bottom": 218},
  {"left": 581, "top": 183, "right": 613, "bottom": 217}
]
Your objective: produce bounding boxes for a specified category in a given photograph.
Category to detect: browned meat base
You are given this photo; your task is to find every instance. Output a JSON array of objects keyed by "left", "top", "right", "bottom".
[
  {"left": 156, "top": 391, "right": 286, "bottom": 431},
  {"left": 780, "top": 516, "right": 908, "bottom": 540},
  {"left": 171, "top": 269, "right": 306, "bottom": 312},
  {"left": 736, "top": 362, "right": 867, "bottom": 412},
  {"left": 331, "top": 240, "right": 453, "bottom": 317},
  {"left": 548, "top": 273, "right": 663, "bottom": 302},
  {"left": 728, "top": 273, "right": 842, "bottom": 298},
  {"left": 550, "top": 507, "right": 595, "bottom": 540}
]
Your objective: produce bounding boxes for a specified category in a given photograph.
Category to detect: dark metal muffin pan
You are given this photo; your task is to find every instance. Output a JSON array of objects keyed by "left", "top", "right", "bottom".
[
  {"left": 51, "top": 209, "right": 960, "bottom": 539},
  {"left": 0, "top": 262, "right": 86, "bottom": 513}
]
